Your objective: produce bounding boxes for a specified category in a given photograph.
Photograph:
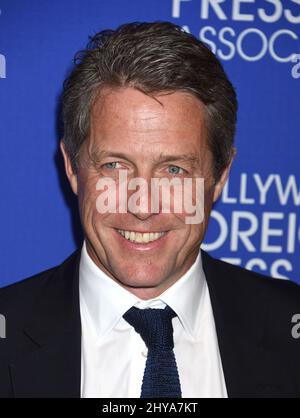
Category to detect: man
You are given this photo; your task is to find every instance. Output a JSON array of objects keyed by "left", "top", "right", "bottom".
[{"left": 0, "top": 21, "right": 300, "bottom": 398}]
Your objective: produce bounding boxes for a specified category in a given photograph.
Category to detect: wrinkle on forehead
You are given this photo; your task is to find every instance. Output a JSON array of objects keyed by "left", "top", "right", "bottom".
[
  {"left": 91, "top": 86, "right": 205, "bottom": 130},
  {"left": 127, "top": 105, "right": 166, "bottom": 132},
  {"left": 88, "top": 86, "right": 208, "bottom": 166},
  {"left": 92, "top": 89, "right": 166, "bottom": 133}
]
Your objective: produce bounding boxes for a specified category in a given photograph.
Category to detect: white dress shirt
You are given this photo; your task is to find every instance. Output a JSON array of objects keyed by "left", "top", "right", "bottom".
[{"left": 79, "top": 241, "right": 227, "bottom": 398}]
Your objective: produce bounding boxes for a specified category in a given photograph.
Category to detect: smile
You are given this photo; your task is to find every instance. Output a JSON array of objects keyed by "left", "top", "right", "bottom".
[{"left": 117, "top": 229, "right": 167, "bottom": 244}]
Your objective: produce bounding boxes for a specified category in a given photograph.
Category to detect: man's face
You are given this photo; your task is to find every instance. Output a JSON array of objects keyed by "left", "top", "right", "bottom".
[{"left": 62, "top": 87, "right": 231, "bottom": 299}]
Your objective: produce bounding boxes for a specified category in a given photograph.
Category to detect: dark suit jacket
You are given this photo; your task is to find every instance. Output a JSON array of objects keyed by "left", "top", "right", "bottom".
[{"left": 0, "top": 249, "right": 300, "bottom": 398}]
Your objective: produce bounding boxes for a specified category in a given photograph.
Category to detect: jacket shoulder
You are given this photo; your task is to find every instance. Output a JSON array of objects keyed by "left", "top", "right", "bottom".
[
  {"left": 0, "top": 251, "right": 80, "bottom": 316},
  {"left": 202, "top": 250, "right": 300, "bottom": 306}
]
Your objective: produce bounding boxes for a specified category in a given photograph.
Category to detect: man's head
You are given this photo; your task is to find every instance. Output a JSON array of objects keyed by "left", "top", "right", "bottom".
[{"left": 60, "top": 21, "right": 237, "bottom": 299}]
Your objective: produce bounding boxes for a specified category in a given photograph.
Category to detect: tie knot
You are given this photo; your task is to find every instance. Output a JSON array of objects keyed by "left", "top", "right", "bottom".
[{"left": 123, "top": 305, "right": 177, "bottom": 350}]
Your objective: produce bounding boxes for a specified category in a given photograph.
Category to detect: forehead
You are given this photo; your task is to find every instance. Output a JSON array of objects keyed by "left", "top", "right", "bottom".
[{"left": 89, "top": 86, "right": 208, "bottom": 155}]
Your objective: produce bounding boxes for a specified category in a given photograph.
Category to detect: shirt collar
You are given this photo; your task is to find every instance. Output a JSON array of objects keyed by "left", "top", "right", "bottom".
[{"left": 79, "top": 241, "right": 205, "bottom": 340}]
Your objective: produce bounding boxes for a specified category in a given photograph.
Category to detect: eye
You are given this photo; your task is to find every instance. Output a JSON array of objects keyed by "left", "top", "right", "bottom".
[
  {"left": 102, "top": 162, "right": 121, "bottom": 170},
  {"left": 167, "top": 165, "right": 186, "bottom": 175}
]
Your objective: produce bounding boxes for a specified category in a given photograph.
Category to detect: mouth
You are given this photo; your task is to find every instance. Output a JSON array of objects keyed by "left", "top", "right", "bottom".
[{"left": 114, "top": 228, "right": 170, "bottom": 251}]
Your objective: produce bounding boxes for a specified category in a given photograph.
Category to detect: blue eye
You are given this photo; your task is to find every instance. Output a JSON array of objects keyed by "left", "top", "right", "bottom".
[
  {"left": 168, "top": 165, "right": 184, "bottom": 175},
  {"left": 103, "top": 162, "right": 120, "bottom": 169}
]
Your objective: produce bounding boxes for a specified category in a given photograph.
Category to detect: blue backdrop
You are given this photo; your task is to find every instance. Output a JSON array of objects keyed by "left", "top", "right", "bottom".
[{"left": 0, "top": 0, "right": 299, "bottom": 287}]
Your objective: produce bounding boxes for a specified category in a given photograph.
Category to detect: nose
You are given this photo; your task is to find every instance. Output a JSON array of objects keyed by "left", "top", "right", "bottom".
[
  {"left": 126, "top": 171, "right": 159, "bottom": 220},
  {"left": 132, "top": 210, "right": 155, "bottom": 221}
]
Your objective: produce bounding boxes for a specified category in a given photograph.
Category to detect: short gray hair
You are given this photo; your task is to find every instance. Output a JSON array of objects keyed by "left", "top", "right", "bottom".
[{"left": 62, "top": 21, "right": 237, "bottom": 181}]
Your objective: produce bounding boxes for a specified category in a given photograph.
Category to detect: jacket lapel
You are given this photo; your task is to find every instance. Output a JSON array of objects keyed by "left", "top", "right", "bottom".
[
  {"left": 9, "top": 251, "right": 82, "bottom": 398},
  {"left": 9, "top": 248, "right": 294, "bottom": 397},
  {"left": 202, "top": 250, "right": 293, "bottom": 398}
]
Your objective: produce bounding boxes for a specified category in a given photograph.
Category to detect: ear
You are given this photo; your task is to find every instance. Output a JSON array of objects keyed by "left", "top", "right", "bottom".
[
  {"left": 60, "top": 140, "right": 78, "bottom": 195},
  {"left": 212, "top": 148, "right": 236, "bottom": 203}
]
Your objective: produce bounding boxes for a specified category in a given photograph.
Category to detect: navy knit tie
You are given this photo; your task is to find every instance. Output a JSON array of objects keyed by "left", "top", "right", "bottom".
[{"left": 123, "top": 305, "right": 182, "bottom": 398}]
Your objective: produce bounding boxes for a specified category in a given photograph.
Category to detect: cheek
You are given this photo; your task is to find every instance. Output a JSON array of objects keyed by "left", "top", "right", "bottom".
[
  {"left": 176, "top": 187, "right": 213, "bottom": 242},
  {"left": 204, "top": 187, "right": 214, "bottom": 215},
  {"left": 171, "top": 180, "right": 211, "bottom": 225},
  {"left": 77, "top": 177, "right": 100, "bottom": 220}
]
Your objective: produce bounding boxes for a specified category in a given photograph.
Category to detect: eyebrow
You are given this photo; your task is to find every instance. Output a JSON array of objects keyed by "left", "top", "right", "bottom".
[{"left": 89, "top": 149, "right": 200, "bottom": 166}]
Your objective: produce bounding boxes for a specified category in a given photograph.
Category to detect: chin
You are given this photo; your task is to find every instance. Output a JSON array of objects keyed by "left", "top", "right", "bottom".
[{"left": 117, "top": 269, "right": 166, "bottom": 289}]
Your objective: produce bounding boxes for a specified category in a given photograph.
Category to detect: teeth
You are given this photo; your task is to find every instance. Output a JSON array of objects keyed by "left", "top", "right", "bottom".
[{"left": 117, "top": 230, "right": 166, "bottom": 244}]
